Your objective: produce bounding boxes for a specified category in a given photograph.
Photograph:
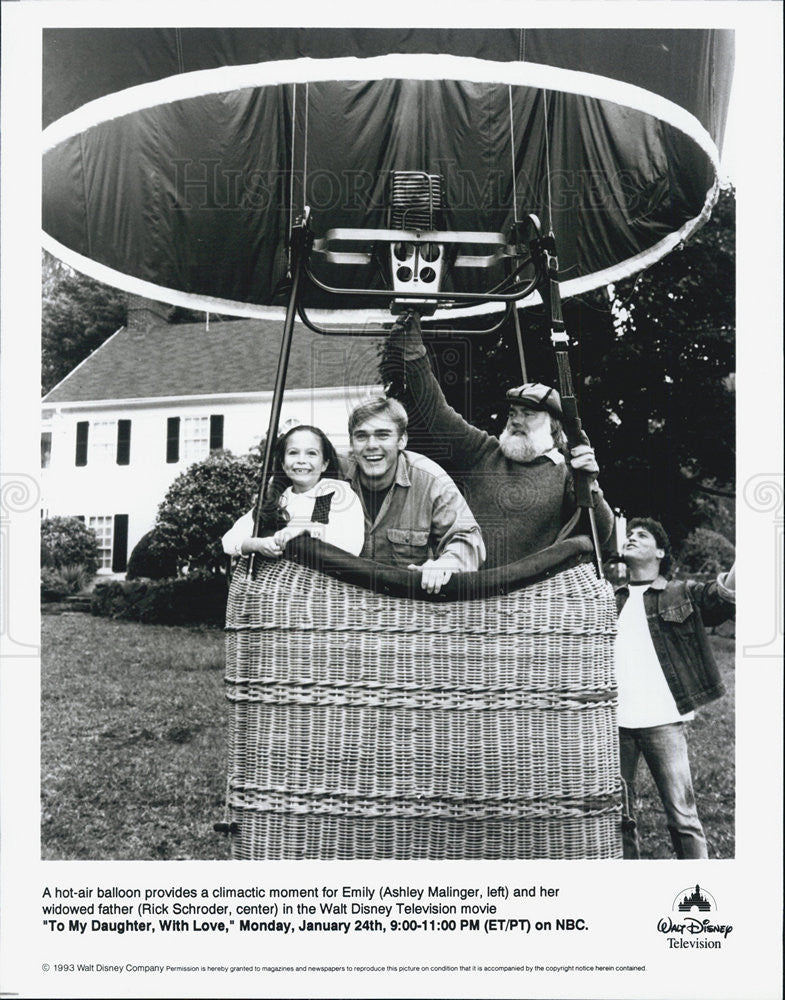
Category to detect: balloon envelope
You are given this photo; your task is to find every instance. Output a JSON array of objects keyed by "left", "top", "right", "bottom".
[{"left": 42, "top": 28, "right": 734, "bottom": 319}]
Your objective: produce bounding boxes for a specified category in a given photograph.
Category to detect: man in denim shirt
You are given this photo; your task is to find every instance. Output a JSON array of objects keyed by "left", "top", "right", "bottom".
[
  {"left": 616, "top": 517, "right": 735, "bottom": 858},
  {"left": 346, "top": 396, "right": 485, "bottom": 594}
]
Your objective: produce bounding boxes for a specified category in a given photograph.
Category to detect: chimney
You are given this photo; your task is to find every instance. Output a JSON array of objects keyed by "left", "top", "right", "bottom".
[{"left": 127, "top": 293, "right": 170, "bottom": 330}]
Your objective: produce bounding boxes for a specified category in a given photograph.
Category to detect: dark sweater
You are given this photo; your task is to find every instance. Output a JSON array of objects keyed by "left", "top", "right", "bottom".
[{"left": 389, "top": 352, "right": 614, "bottom": 568}]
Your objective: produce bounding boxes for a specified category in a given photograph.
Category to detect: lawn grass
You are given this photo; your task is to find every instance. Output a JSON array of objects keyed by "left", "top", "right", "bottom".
[
  {"left": 41, "top": 614, "right": 230, "bottom": 860},
  {"left": 41, "top": 614, "right": 734, "bottom": 861},
  {"left": 632, "top": 635, "right": 735, "bottom": 859}
]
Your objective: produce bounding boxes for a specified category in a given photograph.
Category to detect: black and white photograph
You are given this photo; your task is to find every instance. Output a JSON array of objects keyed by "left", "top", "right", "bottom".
[{"left": 1, "top": 4, "right": 782, "bottom": 999}]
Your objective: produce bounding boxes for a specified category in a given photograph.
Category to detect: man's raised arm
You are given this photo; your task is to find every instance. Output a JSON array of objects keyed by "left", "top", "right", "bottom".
[{"left": 383, "top": 313, "right": 491, "bottom": 469}]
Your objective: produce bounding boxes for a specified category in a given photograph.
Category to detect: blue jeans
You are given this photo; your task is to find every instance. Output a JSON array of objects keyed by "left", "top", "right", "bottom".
[{"left": 619, "top": 722, "right": 708, "bottom": 859}]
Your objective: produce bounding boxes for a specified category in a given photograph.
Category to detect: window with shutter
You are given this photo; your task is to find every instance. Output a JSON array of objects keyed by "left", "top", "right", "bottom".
[
  {"left": 75, "top": 422, "right": 88, "bottom": 466},
  {"left": 90, "top": 420, "right": 116, "bottom": 464},
  {"left": 182, "top": 416, "right": 210, "bottom": 462},
  {"left": 88, "top": 515, "right": 113, "bottom": 570},
  {"left": 116, "top": 420, "right": 131, "bottom": 465},
  {"left": 112, "top": 514, "right": 129, "bottom": 572},
  {"left": 166, "top": 417, "right": 180, "bottom": 463},
  {"left": 210, "top": 414, "right": 224, "bottom": 452}
]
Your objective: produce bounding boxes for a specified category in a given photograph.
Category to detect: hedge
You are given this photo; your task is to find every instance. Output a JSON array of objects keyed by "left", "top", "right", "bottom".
[{"left": 91, "top": 574, "right": 228, "bottom": 626}]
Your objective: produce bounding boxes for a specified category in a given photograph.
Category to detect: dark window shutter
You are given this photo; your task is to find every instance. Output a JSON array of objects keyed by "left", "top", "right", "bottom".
[
  {"left": 41, "top": 432, "right": 52, "bottom": 468},
  {"left": 112, "top": 514, "right": 129, "bottom": 573},
  {"left": 75, "top": 422, "right": 89, "bottom": 466},
  {"left": 209, "top": 414, "right": 224, "bottom": 452},
  {"left": 116, "top": 420, "right": 131, "bottom": 465},
  {"left": 166, "top": 417, "right": 180, "bottom": 463}
]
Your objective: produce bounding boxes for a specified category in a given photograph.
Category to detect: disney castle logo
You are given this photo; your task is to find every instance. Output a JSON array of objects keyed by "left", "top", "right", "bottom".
[
  {"left": 657, "top": 886, "right": 733, "bottom": 950},
  {"left": 677, "top": 885, "right": 713, "bottom": 913}
]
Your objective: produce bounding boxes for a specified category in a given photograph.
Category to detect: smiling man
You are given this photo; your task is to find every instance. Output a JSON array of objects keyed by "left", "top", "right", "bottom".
[
  {"left": 346, "top": 396, "right": 485, "bottom": 593},
  {"left": 382, "top": 312, "right": 614, "bottom": 567},
  {"left": 616, "top": 517, "right": 736, "bottom": 859}
]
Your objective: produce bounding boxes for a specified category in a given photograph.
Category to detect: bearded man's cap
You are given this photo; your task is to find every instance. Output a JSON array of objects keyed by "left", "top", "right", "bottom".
[{"left": 504, "top": 383, "right": 562, "bottom": 418}]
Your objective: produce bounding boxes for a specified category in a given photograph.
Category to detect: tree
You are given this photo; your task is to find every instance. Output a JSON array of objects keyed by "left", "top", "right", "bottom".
[
  {"left": 149, "top": 451, "right": 261, "bottom": 575},
  {"left": 40, "top": 516, "right": 100, "bottom": 576},
  {"left": 677, "top": 527, "right": 735, "bottom": 576},
  {"left": 386, "top": 187, "right": 735, "bottom": 548},
  {"left": 42, "top": 252, "right": 128, "bottom": 393},
  {"left": 577, "top": 187, "right": 735, "bottom": 544},
  {"left": 41, "top": 252, "right": 239, "bottom": 394}
]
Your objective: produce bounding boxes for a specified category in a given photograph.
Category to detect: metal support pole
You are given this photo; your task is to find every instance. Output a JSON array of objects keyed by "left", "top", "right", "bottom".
[
  {"left": 553, "top": 346, "right": 604, "bottom": 579},
  {"left": 534, "top": 227, "right": 604, "bottom": 579},
  {"left": 247, "top": 214, "right": 308, "bottom": 576},
  {"left": 512, "top": 305, "right": 528, "bottom": 383}
]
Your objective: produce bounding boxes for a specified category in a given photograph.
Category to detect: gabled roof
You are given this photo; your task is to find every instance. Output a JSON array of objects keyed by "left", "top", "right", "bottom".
[{"left": 43, "top": 319, "right": 385, "bottom": 403}]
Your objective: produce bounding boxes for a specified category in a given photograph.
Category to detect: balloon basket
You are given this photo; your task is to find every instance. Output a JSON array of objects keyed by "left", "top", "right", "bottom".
[{"left": 223, "top": 555, "right": 622, "bottom": 860}]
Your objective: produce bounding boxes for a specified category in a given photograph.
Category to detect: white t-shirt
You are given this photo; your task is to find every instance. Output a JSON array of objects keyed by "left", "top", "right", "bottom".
[
  {"left": 221, "top": 478, "right": 365, "bottom": 557},
  {"left": 615, "top": 583, "right": 694, "bottom": 728}
]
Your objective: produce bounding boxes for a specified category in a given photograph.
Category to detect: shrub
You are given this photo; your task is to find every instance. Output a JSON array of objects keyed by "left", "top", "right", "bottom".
[
  {"left": 91, "top": 573, "right": 228, "bottom": 626},
  {"left": 41, "top": 516, "right": 100, "bottom": 575},
  {"left": 126, "top": 529, "right": 179, "bottom": 580},
  {"left": 40, "top": 563, "right": 94, "bottom": 602},
  {"left": 150, "top": 451, "right": 259, "bottom": 576},
  {"left": 676, "top": 527, "right": 735, "bottom": 577},
  {"left": 41, "top": 568, "right": 72, "bottom": 602}
]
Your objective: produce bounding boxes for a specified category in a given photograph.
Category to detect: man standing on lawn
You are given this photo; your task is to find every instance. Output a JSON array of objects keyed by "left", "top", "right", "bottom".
[{"left": 616, "top": 517, "right": 736, "bottom": 859}]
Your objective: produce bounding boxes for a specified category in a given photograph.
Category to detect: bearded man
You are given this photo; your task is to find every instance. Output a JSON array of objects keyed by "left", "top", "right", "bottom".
[{"left": 384, "top": 313, "right": 614, "bottom": 568}]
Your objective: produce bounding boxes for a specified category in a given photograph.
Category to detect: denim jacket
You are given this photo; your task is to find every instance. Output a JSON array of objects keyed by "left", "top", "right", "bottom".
[{"left": 614, "top": 573, "right": 735, "bottom": 714}]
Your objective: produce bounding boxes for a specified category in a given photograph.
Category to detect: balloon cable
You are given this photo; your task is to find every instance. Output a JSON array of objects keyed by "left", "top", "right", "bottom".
[
  {"left": 303, "top": 82, "right": 310, "bottom": 214},
  {"left": 543, "top": 90, "right": 553, "bottom": 235},
  {"left": 288, "top": 84, "right": 309, "bottom": 273},
  {"left": 508, "top": 78, "right": 526, "bottom": 378},
  {"left": 288, "top": 84, "right": 297, "bottom": 273},
  {"left": 508, "top": 86, "right": 519, "bottom": 225}
]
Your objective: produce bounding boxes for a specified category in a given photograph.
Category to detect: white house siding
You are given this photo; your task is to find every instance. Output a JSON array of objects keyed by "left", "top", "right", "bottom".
[{"left": 41, "top": 384, "right": 380, "bottom": 572}]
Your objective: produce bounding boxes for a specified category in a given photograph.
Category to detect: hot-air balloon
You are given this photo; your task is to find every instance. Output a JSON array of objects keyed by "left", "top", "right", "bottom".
[{"left": 42, "top": 28, "right": 734, "bottom": 860}]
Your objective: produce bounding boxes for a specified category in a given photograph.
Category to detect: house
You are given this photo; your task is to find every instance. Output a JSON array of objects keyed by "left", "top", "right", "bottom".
[{"left": 41, "top": 298, "right": 384, "bottom": 573}]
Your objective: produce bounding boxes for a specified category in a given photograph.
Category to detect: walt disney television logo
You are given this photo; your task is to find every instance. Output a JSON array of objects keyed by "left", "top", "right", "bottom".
[{"left": 657, "top": 886, "right": 733, "bottom": 950}]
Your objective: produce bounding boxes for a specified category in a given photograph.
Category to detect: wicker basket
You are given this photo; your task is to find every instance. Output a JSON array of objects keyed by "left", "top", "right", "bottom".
[{"left": 224, "top": 554, "right": 621, "bottom": 859}]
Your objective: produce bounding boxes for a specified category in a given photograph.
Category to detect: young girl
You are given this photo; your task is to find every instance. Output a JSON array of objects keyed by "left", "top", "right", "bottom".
[{"left": 222, "top": 425, "right": 365, "bottom": 558}]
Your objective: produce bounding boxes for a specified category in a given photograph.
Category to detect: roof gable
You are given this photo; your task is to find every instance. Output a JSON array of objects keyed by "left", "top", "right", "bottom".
[{"left": 43, "top": 319, "right": 384, "bottom": 403}]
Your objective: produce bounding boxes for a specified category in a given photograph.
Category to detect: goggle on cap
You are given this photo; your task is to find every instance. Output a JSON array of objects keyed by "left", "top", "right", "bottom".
[{"left": 504, "top": 383, "right": 562, "bottom": 418}]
